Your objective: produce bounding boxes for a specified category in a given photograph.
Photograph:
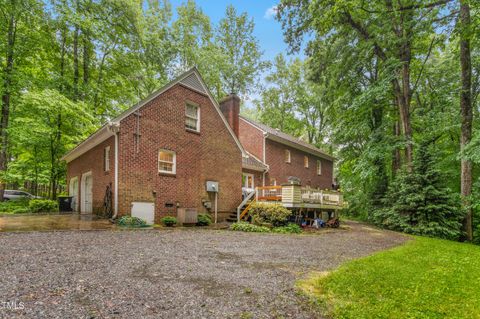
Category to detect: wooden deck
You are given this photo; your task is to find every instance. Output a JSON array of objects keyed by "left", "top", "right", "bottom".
[
  {"left": 256, "top": 185, "right": 345, "bottom": 210},
  {"left": 237, "top": 185, "right": 345, "bottom": 221}
]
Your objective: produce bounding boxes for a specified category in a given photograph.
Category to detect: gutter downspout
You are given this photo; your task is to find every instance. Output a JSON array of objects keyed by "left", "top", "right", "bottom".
[
  {"left": 108, "top": 122, "right": 120, "bottom": 219},
  {"left": 263, "top": 132, "right": 268, "bottom": 187}
]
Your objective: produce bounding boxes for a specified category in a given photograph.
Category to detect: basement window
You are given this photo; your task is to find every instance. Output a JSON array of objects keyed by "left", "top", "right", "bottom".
[
  {"left": 185, "top": 103, "right": 200, "bottom": 132},
  {"left": 158, "top": 149, "right": 176, "bottom": 174},
  {"left": 104, "top": 146, "right": 110, "bottom": 172},
  {"left": 317, "top": 160, "right": 322, "bottom": 175},
  {"left": 285, "top": 150, "right": 291, "bottom": 163}
]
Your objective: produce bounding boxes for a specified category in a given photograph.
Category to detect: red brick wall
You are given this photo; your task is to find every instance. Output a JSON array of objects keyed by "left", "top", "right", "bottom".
[
  {"left": 117, "top": 83, "right": 242, "bottom": 222},
  {"left": 265, "top": 139, "right": 333, "bottom": 189},
  {"left": 66, "top": 136, "right": 115, "bottom": 213},
  {"left": 219, "top": 95, "right": 240, "bottom": 137},
  {"left": 238, "top": 118, "right": 264, "bottom": 160}
]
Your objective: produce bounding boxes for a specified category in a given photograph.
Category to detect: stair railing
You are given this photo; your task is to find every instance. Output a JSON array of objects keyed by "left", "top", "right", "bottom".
[{"left": 237, "top": 190, "right": 256, "bottom": 222}]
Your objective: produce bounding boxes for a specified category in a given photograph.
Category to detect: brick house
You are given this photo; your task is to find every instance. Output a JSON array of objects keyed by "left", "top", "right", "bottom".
[{"left": 63, "top": 68, "right": 334, "bottom": 223}]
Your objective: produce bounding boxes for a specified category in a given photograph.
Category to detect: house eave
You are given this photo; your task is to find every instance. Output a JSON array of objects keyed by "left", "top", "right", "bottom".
[
  {"left": 265, "top": 133, "right": 335, "bottom": 161},
  {"left": 61, "top": 123, "right": 117, "bottom": 163}
]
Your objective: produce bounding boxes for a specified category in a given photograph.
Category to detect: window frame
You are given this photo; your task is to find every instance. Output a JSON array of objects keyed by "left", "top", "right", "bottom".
[
  {"left": 185, "top": 102, "right": 200, "bottom": 132},
  {"left": 104, "top": 146, "right": 110, "bottom": 172},
  {"left": 285, "top": 149, "right": 291, "bottom": 163},
  {"left": 304, "top": 155, "right": 309, "bottom": 168},
  {"left": 158, "top": 149, "right": 176, "bottom": 175},
  {"left": 242, "top": 173, "right": 255, "bottom": 189},
  {"left": 317, "top": 159, "right": 322, "bottom": 175}
]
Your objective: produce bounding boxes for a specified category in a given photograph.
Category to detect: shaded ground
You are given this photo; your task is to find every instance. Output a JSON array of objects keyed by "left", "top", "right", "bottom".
[
  {"left": 0, "top": 214, "right": 114, "bottom": 232},
  {"left": 0, "top": 221, "right": 407, "bottom": 318}
]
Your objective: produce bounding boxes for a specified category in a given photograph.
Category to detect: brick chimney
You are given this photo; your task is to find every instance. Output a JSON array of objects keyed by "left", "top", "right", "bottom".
[{"left": 219, "top": 94, "right": 240, "bottom": 137}]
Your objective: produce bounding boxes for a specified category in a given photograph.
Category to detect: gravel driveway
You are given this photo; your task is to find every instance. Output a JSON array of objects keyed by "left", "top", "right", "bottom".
[{"left": 0, "top": 222, "right": 407, "bottom": 318}]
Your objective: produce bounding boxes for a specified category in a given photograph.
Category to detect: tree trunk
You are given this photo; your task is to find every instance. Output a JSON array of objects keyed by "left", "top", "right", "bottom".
[
  {"left": 73, "top": 0, "right": 80, "bottom": 101},
  {"left": 0, "top": 1, "right": 17, "bottom": 201},
  {"left": 60, "top": 26, "right": 67, "bottom": 93},
  {"left": 392, "top": 121, "right": 401, "bottom": 173},
  {"left": 459, "top": 1, "right": 473, "bottom": 241},
  {"left": 83, "top": 34, "right": 89, "bottom": 86}
]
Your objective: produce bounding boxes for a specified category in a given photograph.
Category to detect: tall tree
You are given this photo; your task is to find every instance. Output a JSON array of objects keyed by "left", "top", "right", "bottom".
[
  {"left": 459, "top": 0, "right": 473, "bottom": 241},
  {"left": 215, "top": 5, "right": 267, "bottom": 97},
  {"left": 0, "top": 0, "right": 43, "bottom": 200},
  {"left": 277, "top": 0, "right": 453, "bottom": 170}
]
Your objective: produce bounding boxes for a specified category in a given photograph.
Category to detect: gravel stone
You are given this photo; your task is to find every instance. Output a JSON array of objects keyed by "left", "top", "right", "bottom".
[{"left": 0, "top": 221, "right": 407, "bottom": 318}]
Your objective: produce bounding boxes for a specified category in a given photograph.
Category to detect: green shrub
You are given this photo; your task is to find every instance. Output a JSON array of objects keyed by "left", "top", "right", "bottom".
[
  {"left": 230, "top": 221, "right": 270, "bottom": 233},
  {"left": 29, "top": 199, "right": 58, "bottom": 213},
  {"left": 117, "top": 216, "right": 148, "bottom": 227},
  {"left": 272, "top": 223, "right": 302, "bottom": 234},
  {"left": 473, "top": 225, "right": 480, "bottom": 245},
  {"left": 161, "top": 216, "right": 177, "bottom": 227},
  {"left": 372, "top": 141, "right": 464, "bottom": 240},
  {"left": 0, "top": 199, "right": 30, "bottom": 213},
  {"left": 197, "top": 213, "right": 212, "bottom": 226},
  {"left": 11, "top": 207, "right": 31, "bottom": 214},
  {"left": 248, "top": 203, "right": 292, "bottom": 227}
]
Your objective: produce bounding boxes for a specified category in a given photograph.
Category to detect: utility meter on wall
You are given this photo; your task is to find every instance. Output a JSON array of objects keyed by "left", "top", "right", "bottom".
[{"left": 206, "top": 181, "right": 218, "bottom": 192}]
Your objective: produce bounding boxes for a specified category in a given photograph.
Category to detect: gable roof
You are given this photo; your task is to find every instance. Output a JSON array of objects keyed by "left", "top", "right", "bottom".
[
  {"left": 62, "top": 67, "right": 246, "bottom": 163},
  {"left": 239, "top": 116, "right": 334, "bottom": 161}
]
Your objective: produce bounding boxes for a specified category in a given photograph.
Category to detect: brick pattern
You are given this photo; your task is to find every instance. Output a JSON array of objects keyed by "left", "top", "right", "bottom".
[
  {"left": 219, "top": 95, "right": 240, "bottom": 137},
  {"left": 238, "top": 118, "right": 264, "bottom": 160},
  {"left": 265, "top": 139, "right": 333, "bottom": 189},
  {"left": 117, "top": 83, "right": 242, "bottom": 222},
  {"left": 66, "top": 137, "right": 115, "bottom": 214}
]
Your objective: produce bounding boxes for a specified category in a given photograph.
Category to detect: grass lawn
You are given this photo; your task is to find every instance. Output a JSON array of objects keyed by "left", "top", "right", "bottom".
[{"left": 298, "top": 236, "right": 480, "bottom": 319}]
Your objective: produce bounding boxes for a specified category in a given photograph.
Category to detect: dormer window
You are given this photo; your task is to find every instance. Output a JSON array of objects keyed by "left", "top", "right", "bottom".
[{"left": 185, "top": 103, "right": 200, "bottom": 132}]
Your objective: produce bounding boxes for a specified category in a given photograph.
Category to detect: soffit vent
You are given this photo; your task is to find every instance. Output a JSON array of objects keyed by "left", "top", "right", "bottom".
[{"left": 180, "top": 72, "right": 207, "bottom": 94}]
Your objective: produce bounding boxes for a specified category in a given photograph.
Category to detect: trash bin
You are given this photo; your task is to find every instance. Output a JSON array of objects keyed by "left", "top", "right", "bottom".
[{"left": 58, "top": 196, "right": 73, "bottom": 212}]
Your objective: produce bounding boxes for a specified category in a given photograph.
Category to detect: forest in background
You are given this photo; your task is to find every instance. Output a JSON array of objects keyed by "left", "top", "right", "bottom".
[{"left": 1, "top": 0, "right": 479, "bottom": 242}]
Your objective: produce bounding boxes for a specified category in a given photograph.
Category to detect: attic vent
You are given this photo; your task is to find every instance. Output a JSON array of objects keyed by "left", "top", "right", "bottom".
[{"left": 180, "top": 73, "right": 206, "bottom": 94}]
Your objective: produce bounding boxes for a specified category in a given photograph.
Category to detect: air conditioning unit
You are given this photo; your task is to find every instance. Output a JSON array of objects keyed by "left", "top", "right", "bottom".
[{"left": 177, "top": 208, "right": 198, "bottom": 225}]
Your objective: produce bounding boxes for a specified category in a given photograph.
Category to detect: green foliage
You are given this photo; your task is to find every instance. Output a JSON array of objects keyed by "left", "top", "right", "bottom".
[
  {"left": 230, "top": 221, "right": 270, "bottom": 233},
  {"left": 161, "top": 216, "right": 177, "bottom": 227},
  {"left": 117, "top": 216, "right": 148, "bottom": 228},
  {"left": 0, "top": 199, "right": 31, "bottom": 214},
  {"left": 298, "top": 237, "right": 480, "bottom": 318},
  {"left": 196, "top": 213, "right": 212, "bottom": 226},
  {"left": 272, "top": 223, "right": 302, "bottom": 234},
  {"left": 28, "top": 199, "right": 59, "bottom": 213},
  {"left": 373, "top": 141, "right": 464, "bottom": 240},
  {"left": 248, "top": 203, "right": 292, "bottom": 227},
  {"left": 474, "top": 225, "right": 480, "bottom": 245},
  {"left": 215, "top": 5, "right": 268, "bottom": 96}
]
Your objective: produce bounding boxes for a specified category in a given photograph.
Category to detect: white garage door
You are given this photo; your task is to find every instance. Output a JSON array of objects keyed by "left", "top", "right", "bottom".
[{"left": 131, "top": 202, "right": 155, "bottom": 225}]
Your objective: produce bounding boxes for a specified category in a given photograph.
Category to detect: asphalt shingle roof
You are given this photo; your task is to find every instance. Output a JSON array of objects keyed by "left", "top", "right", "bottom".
[{"left": 239, "top": 116, "right": 333, "bottom": 160}]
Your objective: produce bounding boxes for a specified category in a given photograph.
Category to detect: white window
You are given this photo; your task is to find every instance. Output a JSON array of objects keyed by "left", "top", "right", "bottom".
[
  {"left": 104, "top": 146, "right": 110, "bottom": 172},
  {"left": 285, "top": 150, "right": 291, "bottom": 163},
  {"left": 317, "top": 160, "right": 322, "bottom": 175},
  {"left": 185, "top": 103, "right": 200, "bottom": 131},
  {"left": 242, "top": 173, "right": 254, "bottom": 189},
  {"left": 158, "top": 149, "right": 176, "bottom": 174},
  {"left": 304, "top": 156, "right": 309, "bottom": 168},
  {"left": 271, "top": 178, "right": 277, "bottom": 186}
]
